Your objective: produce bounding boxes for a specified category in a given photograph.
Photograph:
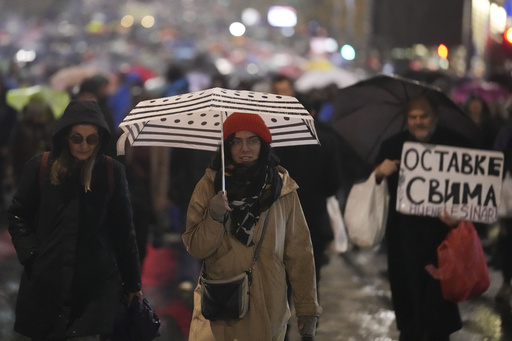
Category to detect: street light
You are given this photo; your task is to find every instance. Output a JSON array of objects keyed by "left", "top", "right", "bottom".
[
  {"left": 504, "top": 27, "right": 512, "bottom": 45},
  {"left": 341, "top": 44, "right": 355, "bottom": 61},
  {"left": 229, "top": 22, "right": 246, "bottom": 37},
  {"left": 267, "top": 6, "right": 297, "bottom": 28},
  {"left": 437, "top": 44, "right": 448, "bottom": 59}
]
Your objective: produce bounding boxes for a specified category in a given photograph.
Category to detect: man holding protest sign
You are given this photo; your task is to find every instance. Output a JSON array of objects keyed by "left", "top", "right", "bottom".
[{"left": 373, "top": 96, "right": 480, "bottom": 341}]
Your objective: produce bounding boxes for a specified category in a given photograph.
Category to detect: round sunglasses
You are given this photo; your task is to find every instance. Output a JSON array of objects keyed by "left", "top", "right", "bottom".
[{"left": 69, "top": 133, "right": 100, "bottom": 146}]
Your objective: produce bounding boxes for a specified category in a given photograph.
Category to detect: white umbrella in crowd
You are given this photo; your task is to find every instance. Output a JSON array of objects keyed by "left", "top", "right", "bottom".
[
  {"left": 117, "top": 87, "right": 320, "bottom": 190},
  {"left": 294, "top": 67, "right": 362, "bottom": 92}
]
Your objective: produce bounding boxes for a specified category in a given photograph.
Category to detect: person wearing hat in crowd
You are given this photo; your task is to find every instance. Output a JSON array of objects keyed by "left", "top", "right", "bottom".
[
  {"left": 7, "top": 100, "right": 142, "bottom": 341},
  {"left": 183, "top": 112, "right": 321, "bottom": 340}
]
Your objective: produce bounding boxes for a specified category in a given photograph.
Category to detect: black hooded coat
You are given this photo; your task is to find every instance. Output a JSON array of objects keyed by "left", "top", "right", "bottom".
[{"left": 7, "top": 100, "right": 141, "bottom": 340}]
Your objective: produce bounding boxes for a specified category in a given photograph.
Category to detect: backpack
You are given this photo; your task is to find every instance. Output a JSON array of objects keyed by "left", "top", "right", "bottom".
[{"left": 39, "top": 151, "right": 114, "bottom": 197}]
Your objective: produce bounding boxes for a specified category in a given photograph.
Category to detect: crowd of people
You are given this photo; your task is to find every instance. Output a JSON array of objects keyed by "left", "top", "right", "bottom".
[{"left": 2, "top": 57, "right": 512, "bottom": 341}]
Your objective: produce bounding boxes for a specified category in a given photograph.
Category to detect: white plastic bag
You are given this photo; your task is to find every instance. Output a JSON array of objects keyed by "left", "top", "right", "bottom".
[
  {"left": 326, "top": 195, "right": 348, "bottom": 253},
  {"left": 344, "top": 170, "right": 389, "bottom": 248},
  {"left": 499, "top": 171, "right": 512, "bottom": 218}
]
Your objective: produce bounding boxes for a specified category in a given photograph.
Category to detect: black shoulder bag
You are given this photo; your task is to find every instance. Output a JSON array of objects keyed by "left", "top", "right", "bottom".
[{"left": 200, "top": 212, "right": 269, "bottom": 320}]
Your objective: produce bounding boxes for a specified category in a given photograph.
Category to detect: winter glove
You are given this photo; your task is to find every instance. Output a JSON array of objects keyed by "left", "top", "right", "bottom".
[
  {"left": 209, "top": 191, "right": 229, "bottom": 222},
  {"left": 297, "top": 315, "right": 318, "bottom": 337}
]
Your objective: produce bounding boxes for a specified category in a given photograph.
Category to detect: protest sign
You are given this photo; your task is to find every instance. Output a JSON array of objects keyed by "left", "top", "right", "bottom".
[{"left": 396, "top": 142, "right": 504, "bottom": 223}]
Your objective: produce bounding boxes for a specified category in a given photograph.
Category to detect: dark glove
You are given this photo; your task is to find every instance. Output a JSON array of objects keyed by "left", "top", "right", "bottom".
[
  {"left": 298, "top": 315, "right": 318, "bottom": 337},
  {"left": 209, "top": 191, "right": 228, "bottom": 222}
]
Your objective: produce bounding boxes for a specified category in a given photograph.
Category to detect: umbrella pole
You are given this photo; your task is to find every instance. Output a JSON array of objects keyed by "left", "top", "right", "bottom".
[{"left": 221, "top": 112, "right": 226, "bottom": 193}]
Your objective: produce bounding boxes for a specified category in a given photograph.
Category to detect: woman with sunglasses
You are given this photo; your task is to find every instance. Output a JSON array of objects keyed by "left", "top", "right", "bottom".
[{"left": 7, "top": 100, "right": 142, "bottom": 341}]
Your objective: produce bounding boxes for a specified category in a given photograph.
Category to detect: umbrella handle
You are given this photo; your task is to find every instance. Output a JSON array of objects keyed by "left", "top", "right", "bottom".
[
  {"left": 221, "top": 112, "right": 226, "bottom": 193},
  {"left": 117, "top": 132, "right": 128, "bottom": 156},
  {"left": 221, "top": 142, "right": 225, "bottom": 193}
]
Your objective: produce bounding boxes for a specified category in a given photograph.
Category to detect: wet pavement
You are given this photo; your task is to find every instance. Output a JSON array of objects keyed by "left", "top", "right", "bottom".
[{"left": 1, "top": 223, "right": 512, "bottom": 341}]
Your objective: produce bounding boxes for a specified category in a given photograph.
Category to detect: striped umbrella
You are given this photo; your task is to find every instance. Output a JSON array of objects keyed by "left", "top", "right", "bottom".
[
  {"left": 117, "top": 87, "right": 319, "bottom": 154},
  {"left": 117, "top": 87, "right": 320, "bottom": 190}
]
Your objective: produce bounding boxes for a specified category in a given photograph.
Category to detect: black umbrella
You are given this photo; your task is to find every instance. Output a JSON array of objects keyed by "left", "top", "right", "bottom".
[{"left": 331, "top": 74, "right": 481, "bottom": 166}]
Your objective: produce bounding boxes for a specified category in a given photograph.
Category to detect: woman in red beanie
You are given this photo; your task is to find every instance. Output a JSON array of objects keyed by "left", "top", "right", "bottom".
[{"left": 183, "top": 112, "right": 321, "bottom": 340}]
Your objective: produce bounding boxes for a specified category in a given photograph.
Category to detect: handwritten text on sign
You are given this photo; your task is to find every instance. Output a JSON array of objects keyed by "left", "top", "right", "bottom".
[{"left": 396, "top": 142, "right": 504, "bottom": 224}]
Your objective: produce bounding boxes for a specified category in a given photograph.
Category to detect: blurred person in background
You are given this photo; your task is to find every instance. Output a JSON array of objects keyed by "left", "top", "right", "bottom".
[
  {"left": 208, "top": 73, "right": 230, "bottom": 89},
  {"left": 495, "top": 136, "right": 512, "bottom": 302},
  {"left": 462, "top": 94, "right": 502, "bottom": 240},
  {"left": 315, "top": 83, "right": 339, "bottom": 123},
  {"left": 7, "top": 97, "right": 56, "bottom": 186},
  {"left": 109, "top": 72, "right": 145, "bottom": 129},
  {"left": 0, "top": 74, "right": 18, "bottom": 214},
  {"left": 168, "top": 147, "right": 213, "bottom": 291},
  {"left": 7, "top": 100, "right": 142, "bottom": 341},
  {"left": 116, "top": 86, "right": 171, "bottom": 267},
  {"left": 271, "top": 74, "right": 296, "bottom": 97},
  {"left": 270, "top": 75, "right": 342, "bottom": 288},
  {"left": 271, "top": 74, "right": 342, "bottom": 341},
  {"left": 492, "top": 102, "right": 512, "bottom": 303},
  {"left": 463, "top": 93, "right": 502, "bottom": 151},
  {"left": 160, "top": 61, "right": 208, "bottom": 291},
  {"left": 124, "top": 143, "right": 170, "bottom": 266},
  {"left": 271, "top": 74, "right": 369, "bottom": 208},
  {"left": 163, "top": 63, "right": 190, "bottom": 98}
]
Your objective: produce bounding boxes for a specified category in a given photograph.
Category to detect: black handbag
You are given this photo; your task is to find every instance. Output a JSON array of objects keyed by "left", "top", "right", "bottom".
[
  {"left": 110, "top": 297, "right": 161, "bottom": 341},
  {"left": 200, "top": 213, "right": 269, "bottom": 320}
]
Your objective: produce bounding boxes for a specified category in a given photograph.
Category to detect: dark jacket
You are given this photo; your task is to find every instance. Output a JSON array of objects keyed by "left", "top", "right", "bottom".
[
  {"left": 375, "top": 126, "right": 476, "bottom": 338},
  {"left": 7, "top": 100, "right": 141, "bottom": 340},
  {"left": 277, "top": 120, "right": 343, "bottom": 272}
]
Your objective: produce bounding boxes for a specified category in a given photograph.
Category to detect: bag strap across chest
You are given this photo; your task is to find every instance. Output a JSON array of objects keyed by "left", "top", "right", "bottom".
[{"left": 202, "top": 211, "right": 270, "bottom": 285}]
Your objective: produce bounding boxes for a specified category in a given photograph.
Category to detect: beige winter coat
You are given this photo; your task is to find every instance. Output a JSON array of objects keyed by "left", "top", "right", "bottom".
[{"left": 183, "top": 166, "right": 321, "bottom": 341}]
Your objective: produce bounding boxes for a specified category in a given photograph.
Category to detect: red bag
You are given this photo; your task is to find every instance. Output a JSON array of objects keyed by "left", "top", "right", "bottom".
[{"left": 425, "top": 220, "right": 490, "bottom": 303}]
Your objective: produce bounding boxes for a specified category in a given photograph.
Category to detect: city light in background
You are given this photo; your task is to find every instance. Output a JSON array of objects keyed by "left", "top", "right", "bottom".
[
  {"left": 140, "top": 15, "right": 155, "bottom": 28},
  {"left": 15, "top": 49, "right": 36, "bottom": 63},
  {"left": 505, "top": 27, "right": 512, "bottom": 44},
  {"left": 267, "top": 6, "right": 297, "bottom": 28},
  {"left": 120, "top": 15, "right": 135, "bottom": 28},
  {"left": 341, "top": 44, "right": 356, "bottom": 61},
  {"left": 241, "top": 8, "right": 260, "bottom": 26},
  {"left": 229, "top": 22, "right": 246, "bottom": 37},
  {"left": 437, "top": 44, "right": 448, "bottom": 59},
  {"left": 2, "top": 0, "right": 512, "bottom": 85}
]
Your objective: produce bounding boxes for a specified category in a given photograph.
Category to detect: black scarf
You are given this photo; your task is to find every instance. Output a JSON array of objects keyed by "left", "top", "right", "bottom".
[{"left": 214, "top": 163, "right": 282, "bottom": 246}]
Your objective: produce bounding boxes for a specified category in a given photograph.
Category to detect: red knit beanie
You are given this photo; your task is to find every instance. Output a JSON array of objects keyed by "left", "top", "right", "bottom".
[{"left": 223, "top": 112, "right": 272, "bottom": 143}]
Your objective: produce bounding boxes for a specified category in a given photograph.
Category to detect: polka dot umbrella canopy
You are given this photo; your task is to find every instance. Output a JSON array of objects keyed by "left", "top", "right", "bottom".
[{"left": 117, "top": 87, "right": 319, "bottom": 189}]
